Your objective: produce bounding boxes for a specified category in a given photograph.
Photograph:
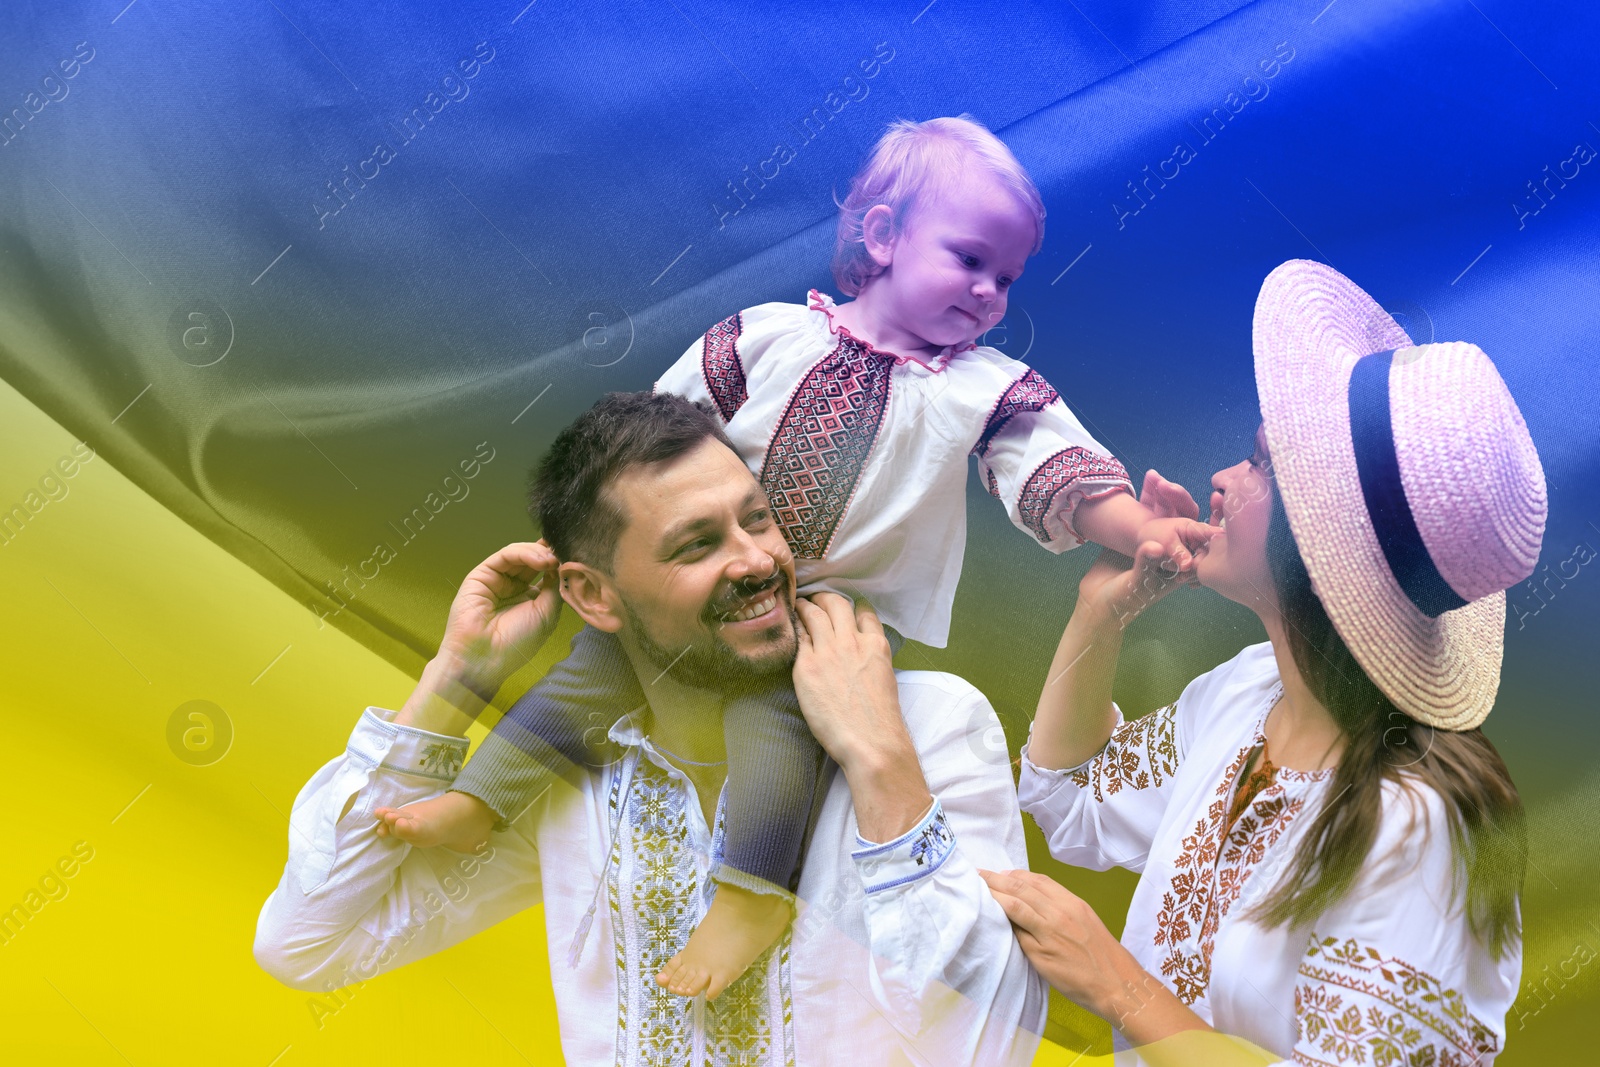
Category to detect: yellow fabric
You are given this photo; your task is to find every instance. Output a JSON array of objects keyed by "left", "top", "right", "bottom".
[{"left": 0, "top": 377, "right": 562, "bottom": 1063}]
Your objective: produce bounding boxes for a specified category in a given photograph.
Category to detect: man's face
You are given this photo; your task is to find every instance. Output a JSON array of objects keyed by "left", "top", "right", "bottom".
[{"left": 604, "top": 438, "right": 799, "bottom": 691}]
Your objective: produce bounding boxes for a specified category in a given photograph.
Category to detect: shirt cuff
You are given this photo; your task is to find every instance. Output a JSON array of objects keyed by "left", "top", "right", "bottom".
[
  {"left": 851, "top": 799, "right": 956, "bottom": 894},
  {"left": 1060, "top": 482, "right": 1136, "bottom": 546},
  {"left": 350, "top": 707, "right": 469, "bottom": 782}
]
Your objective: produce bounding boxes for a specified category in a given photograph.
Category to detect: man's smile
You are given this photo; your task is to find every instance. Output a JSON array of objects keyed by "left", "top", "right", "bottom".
[{"left": 706, "top": 571, "right": 790, "bottom": 631}]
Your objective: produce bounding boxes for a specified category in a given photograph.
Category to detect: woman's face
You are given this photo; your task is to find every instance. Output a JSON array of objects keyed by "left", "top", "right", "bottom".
[{"left": 1196, "top": 423, "right": 1279, "bottom": 613}]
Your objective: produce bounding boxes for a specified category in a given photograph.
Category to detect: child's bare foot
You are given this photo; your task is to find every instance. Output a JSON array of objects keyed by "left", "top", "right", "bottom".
[
  {"left": 656, "top": 884, "right": 792, "bottom": 1000},
  {"left": 373, "top": 790, "right": 496, "bottom": 853}
]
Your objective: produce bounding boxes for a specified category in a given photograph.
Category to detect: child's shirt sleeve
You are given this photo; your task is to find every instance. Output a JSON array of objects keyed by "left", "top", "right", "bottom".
[
  {"left": 971, "top": 367, "right": 1134, "bottom": 551},
  {"left": 659, "top": 307, "right": 764, "bottom": 419}
]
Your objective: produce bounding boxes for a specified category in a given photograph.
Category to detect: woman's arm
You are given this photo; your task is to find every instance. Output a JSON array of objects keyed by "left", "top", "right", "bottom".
[{"left": 1028, "top": 542, "right": 1185, "bottom": 771}]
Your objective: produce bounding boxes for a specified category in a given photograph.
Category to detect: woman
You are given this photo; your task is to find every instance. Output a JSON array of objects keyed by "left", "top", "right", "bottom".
[{"left": 982, "top": 260, "right": 1543, "bottom": 1065}]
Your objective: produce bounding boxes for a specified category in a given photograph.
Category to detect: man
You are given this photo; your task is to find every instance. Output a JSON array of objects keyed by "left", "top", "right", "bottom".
[{"left": 254, "top": 391, "right": 1047, "bottom": 1065}]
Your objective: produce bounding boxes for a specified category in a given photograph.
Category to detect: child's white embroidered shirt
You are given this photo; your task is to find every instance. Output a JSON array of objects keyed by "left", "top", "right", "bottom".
[{"left": 656, "top": 290, "right": 1131, "bottom": 647}]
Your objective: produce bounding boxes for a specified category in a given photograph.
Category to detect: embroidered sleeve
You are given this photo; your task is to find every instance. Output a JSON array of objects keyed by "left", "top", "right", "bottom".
[
  {"left": 849, "top": 682, "right": 1049, "bottom": 1062},
  {"left": 1069, "top": 702, "right": 1181, "bottom": 800},
  {"left": 1292, "top": 937, "right": 1502, "bottom": 1067},
  {"left": 699, "top": 312, "right": 747, "bottom": 420},
  {"left": 1284, "top": 783, "right": 1518, "bottom": 1066},
  {"left": 852, "top": 799, "right": 955, "bottom": 893},
  {"left": 653, "top": 312, "right": 747, "bottom": 421},
  {"left": 972, "top": 368, "right": 1133, "bottom": 551},
  {"left": 253, "top": 709, "right": 543, "bottom": 992},
  {"left": 1017, "top": 703, "right": 1182, "bottom": 874}
]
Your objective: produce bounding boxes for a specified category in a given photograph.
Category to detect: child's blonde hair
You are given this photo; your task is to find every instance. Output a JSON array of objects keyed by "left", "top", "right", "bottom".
[{"left": 831, "top": 115, "right": 1046, "bottom": 297}]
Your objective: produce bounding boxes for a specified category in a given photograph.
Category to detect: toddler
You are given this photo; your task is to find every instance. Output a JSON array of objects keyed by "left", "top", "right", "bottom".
[{"left": 376, "top": 115, "right": 1212, "bottom": 1000}]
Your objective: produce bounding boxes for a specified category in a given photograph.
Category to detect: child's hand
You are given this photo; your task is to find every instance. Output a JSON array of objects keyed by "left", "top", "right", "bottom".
[
  {"left": 1133, "top": 471, "right": 1214, "bottom": 582},
  {"left": 1136, "top": 515, "right": 1217, "bottom": 583},
  {"left": 1139, "top": 469, "right": 1200, "bottom": 521}
]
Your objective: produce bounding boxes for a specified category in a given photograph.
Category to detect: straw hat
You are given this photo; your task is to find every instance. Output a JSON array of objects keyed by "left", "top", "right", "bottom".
[{"left": 1253, "top": 260, "right": 1546, "bottom": 730}]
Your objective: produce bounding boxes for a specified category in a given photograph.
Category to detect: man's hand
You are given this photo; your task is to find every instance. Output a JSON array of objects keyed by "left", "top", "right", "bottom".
[
  {"left": 436, "top": 540, "right": 564, "bottom": 701},
  {"left": 395, "top": 541, "right": 563, "bottom": 733},
  {"left": 792, "top": 593, "right": 901, "bottom": 769},
  {"left": 793, "top": 593, "right": 931, "bottom": 842}
]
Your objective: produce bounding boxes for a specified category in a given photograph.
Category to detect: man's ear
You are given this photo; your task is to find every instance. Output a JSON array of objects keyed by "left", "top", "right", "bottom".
[
  {"left": 558, "top": 561, "right": 624, "bottom": 633},
  {"left": 861, "top": 203, "right": 897, "bottom": 267}
]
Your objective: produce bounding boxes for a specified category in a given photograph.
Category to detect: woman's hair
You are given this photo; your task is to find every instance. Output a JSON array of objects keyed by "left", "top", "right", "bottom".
[
  {"left": 1246, "top": 485, "right": 1526, "bottom": 958},
  {"left": 831, "top": 115, "right": 1045, "bottom": 296}
]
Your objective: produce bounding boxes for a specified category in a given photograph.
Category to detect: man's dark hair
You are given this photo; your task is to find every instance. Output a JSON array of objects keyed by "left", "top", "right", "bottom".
[{"left": 532, "top": 391, "right": 735, "bottom": 571}]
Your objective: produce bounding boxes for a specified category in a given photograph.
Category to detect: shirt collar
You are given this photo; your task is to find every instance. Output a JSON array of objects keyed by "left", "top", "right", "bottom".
[
  {"left": 607, "top": 707, "right": 649, "bottom": 748},
  {"left": 806, "top": 289, "right": 977, "bottom": 372},
  {"left": 606, "top": 706, "right": 705, "bottom": 778}
]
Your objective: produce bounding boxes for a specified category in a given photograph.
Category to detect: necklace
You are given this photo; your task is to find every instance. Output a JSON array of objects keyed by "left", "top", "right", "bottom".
[{"left": 648, "top": 737, "right": 727, "bottom": 767}]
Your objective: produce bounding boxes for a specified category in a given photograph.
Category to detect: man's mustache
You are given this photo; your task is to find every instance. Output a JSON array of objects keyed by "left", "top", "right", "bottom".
[{"left": 703, "top": 570, "right": 788, "bottom": 626}]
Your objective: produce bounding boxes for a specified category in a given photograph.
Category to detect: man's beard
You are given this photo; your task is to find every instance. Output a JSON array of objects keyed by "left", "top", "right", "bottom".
[{"left": 622, "top": 571, "right": 800, "bottom": 694}]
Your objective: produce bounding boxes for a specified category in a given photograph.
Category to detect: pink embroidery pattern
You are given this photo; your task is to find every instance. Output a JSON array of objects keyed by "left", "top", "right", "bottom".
[
  {"left": 808, "top": 289, "right": 974, "bottom": 371},
  {"left": 761, "top": 336, "right": 892, "bottom": 559},
  {"left": 702, "top": 313, "right": 746, "bottom": 421},
  {"left": 1293, "top": 937, "right": 1498, "bottom": 1067},
  {"left": 1017, "top": 447, "right": 1132, "bottom": 543},
  {"left": 973, "top": 368, "right": 1060, "bottom": 458}
]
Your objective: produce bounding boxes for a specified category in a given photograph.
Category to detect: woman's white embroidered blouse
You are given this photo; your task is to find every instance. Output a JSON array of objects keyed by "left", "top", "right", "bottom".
[{"left": 1019, "top": 643, "right": 1521, "bottom": 1066}]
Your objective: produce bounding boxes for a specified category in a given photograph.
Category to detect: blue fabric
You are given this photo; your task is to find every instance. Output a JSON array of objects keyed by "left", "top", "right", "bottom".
[
  {"left": 2, "top": 0, "right": 1596, "bottom": 750},
  {"left": 1347, "top": 349, "right": 1466, "bottom": 617}
]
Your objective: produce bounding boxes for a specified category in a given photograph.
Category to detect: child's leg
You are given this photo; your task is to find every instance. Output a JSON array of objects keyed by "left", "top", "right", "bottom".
[
  {"left": 457, "top": 625, "right": 640, "bottom": 812},
  {"left": 657, "top": 683, "right": 823, "bottom": 999},
  {"left": 375, "top": 626, "right": 641, "bottom": 851}
]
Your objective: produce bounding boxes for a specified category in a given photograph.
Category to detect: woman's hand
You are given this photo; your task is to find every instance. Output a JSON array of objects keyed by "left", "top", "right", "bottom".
[
  {"left": 1078, "top": 539, "right": 1190, "bottom": 631},
  {"left": 978, "top": 869, "right": 1140, "bottom": 1016},
  {"left": 980, "top": 869, "right": 1232, "bottom": 1061}
]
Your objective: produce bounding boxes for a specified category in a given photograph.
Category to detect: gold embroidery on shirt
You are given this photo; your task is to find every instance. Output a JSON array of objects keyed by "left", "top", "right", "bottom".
[
  {"left": 1152, "top": 739, "right": 1310, "bottom": 1007},
  {"left": 1293, "top": 937, "right": 1498, "bottom": 1067}
]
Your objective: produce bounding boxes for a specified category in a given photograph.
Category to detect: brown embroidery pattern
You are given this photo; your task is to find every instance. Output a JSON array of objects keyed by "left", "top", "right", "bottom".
[
  {"left": 1151, "top": 740, "right": 1255, "bottom": 1005},
  {"left": 1293, "top": 937, "right": 1498, "bottom": 1067},
  {"left": 1069, "top": 703, "right": 1179, "bottom": 801},
  {"left": 1214, "top": 788, "right": 1305, "bottom": 915}
]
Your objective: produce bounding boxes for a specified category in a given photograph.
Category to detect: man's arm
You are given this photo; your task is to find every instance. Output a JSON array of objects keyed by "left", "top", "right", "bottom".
[
  {"left": 793, "top": 595, "right": 1048, "bottom": 1066},
  {"left": 253, "top": 710, "right": 544, "bottom": 991},
  {"left": 255, "top": 541, "right": 564, "bottom": 988}
]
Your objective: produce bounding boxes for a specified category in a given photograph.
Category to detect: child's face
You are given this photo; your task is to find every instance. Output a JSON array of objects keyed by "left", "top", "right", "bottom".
[{"left": 878, "top": 170, "right": 1036, "bottom": 351}]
